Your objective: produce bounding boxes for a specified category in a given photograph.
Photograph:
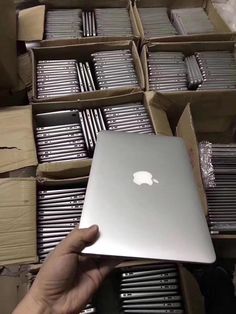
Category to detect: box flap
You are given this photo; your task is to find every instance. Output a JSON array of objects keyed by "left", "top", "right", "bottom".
[
  {"left": 145, "top": 91, "right": 173, "bottom": 136},
  {"left": 18, "top": 5, "right": 45, "bottom": 41},
  {"left": 0, "top": 0, "right": 17, "bottom": 88},
  {"left": 176, "top": 104, "right": 208, "bottom": 215},
  {"left": 39, "top": 0, "right": 130, "bottom": 8},
  {"left": 179, "top": 265, "right": 205, "bottom": 314},
  {"left": 0, "top": 178, "right": 37, "bottom": 266},
  {"left": 135, "top": 0, "right": 204, "bottom": 8},
  {"left": 0, "top": 106, "right": 38, "bottom": 173}
]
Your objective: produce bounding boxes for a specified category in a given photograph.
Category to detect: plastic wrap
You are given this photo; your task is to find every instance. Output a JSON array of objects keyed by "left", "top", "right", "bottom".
[
  {"left": 213, "top": 0, "right": 236, "bottom": 31},
  {"left": 199, "top": 141, "right": 216, "bottom": 189}
]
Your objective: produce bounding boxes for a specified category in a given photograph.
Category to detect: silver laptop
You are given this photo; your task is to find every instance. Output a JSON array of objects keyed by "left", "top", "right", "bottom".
[{"left": 80, "top": 131, "right": 215, "bottom": 264}]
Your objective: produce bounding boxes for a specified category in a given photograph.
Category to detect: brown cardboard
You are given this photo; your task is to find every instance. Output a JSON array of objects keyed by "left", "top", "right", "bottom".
[
  {"left": 19, "top": 1, "right": 140, "bottom": 46},
  {"left": 176, "top": 105, "right": 208, "bottom": 216},
  {"left": 141, "top": 41, "right": 236, "bottom": 92},
  {"left": 0, "top": 178, "right": 37, "bottom": 266},
  {"left": 31, "top": 40, "right": 144, "bottom": 102},
  {"left": 0, "top": 276, "right": 20, "bottom": 314},
  {"left": 0, "top": 106, "right": 38, "bottom": 174},
  {"left": 176, "top": 94, "right": 236, "bottom": 256},
  {"left": 34, "top": 92, "right": 172, "bottom": 178},
  {"left": 36, "top": 160, "right": 92, "bottom": 181},
  {"left": 179, "top": 265, "right": 205, "bottom": 314},
  {"left": 0, "top": 175, "right": 88, "bottom": 266},
  {"left": 134, "top": 0, "right": 234, "bottom": 44},
  {"left": 17, "top": 53, "right": 32, "bottom": 89},
  {"left": 0, "top": 0, "right": 17, "bottom": 88},
  {"left": 18, "top": 5, "right": 46, "bottom": 41}
]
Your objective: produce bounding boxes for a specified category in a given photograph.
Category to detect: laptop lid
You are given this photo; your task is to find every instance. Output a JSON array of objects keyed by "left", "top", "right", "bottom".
[{"left": 80, "top": 131, "right": 215, "bottom": 264}]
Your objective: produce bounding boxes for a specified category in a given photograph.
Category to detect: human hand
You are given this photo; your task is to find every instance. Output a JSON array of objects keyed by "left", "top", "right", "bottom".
[{"left": 13, "top": 225, "right": 116, "bottom": 314}]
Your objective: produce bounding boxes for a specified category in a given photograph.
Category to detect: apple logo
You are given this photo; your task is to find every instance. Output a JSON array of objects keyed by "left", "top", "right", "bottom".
[{"left": 133, "top": 171, "right": 159, "bottom": 186}]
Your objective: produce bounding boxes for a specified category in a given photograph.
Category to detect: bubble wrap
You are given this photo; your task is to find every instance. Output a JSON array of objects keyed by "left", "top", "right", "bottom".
[{"left": 199, "top": 141, "right": 216, "bottom": 189}]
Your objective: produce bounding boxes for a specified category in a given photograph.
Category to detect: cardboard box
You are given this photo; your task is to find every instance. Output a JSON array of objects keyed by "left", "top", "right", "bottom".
[
  {"left": 176, "top": 93, "right": 236, "bottom": 257},
  {"left": 32, "top": 92, "right": 172, "bottom": 178},
  {"left": 0, "top": 173, "right": 89, "bottom": 267},
  {"left": 0, "top": 0, "right": 17, "bottom": 89},
  {"left": 141, "top": 40, "right": 236, "bottom": 93},
  {"left": 0, "top": 106, "right": 37, "bottom": 174},
  {"left": 133, "top": 0, "right": 235, "bottom": 44},
  {"left": 0, "top": 92, "right": 172, "bottom": 177},
  {"left": 0, "top": 178, "right": 37, "bottom": 266},
  {"left": 31, "top": 40, "right": 144, "bottom": 102},
  {"left": 18, "top": 1, "right": 140, "bottom": 47},
  {"left": 144, "top": 90, "right": 236, "bottom": 134}
]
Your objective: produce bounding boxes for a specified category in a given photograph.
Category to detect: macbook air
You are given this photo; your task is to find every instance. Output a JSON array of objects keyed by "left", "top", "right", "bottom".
[{"left": 80, "top": 131, "right": 215, "bottom": 263}]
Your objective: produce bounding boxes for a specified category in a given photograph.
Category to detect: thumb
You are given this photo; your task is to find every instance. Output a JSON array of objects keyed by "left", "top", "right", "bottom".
[{"left": 55, "top": 225, "right": 99, "bottom": 256}]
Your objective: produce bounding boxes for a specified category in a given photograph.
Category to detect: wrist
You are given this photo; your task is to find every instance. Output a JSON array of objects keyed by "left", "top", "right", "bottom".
[{"left": 13, "top": 292, "right": 51, "bottom": 314}]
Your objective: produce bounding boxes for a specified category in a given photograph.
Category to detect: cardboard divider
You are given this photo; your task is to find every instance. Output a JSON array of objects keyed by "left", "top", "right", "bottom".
[
  {"left": 18, "top": 1, "right": 140, "bottom": 46},
  {"left": 141, "top": 40, "right": 236, "bottom": 92},
  {"left": 33, "top": 92, "right": 172, "bottom": 178},
  {"left": 176, "top": 93, "right": 236, "bottom": 257},
  {"left": 31, "top": 40, "right": 144, "bottom": 102},
  {"left": 133, "top": 0, "right": 235, "bottom": 45}
]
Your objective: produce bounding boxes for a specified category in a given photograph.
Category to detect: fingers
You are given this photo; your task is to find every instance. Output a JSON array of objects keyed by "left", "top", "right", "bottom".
[{"left": 55, "top": 225, "right": 99, "bottom": 256}]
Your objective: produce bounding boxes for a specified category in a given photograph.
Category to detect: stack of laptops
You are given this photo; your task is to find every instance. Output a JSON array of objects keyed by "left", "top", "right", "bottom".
[
  {"left": 82, "top": 11, "right": 96, "bottom": 37},
  {"left": 35, "top": 110, "right": 89, "bottom": 163},
  {"left": 36, "top": 60, "right": 80, "bottom": 99},
  {"left": 35, "top": 104, "right": 154, "bottom": 161},
  {"left": 92, "top": 50, "right": 139, "bottom": 90},
  {"left": 95, "top": 8, "right": 133, "bottom": 37},
  {"left": 138, "top": 7, "right": 177, "bottom": 38},
  {"left": 148, "top": 52, "right": 188, "bottom": 92},
  {"left": 195, "top": 51, "right": 236, "bottom": 90},
  {"left": 119, "top": 263, "right": 184, "bottom": 314},
  {"left": 45, "top": 9, "right": 82, "bottom": 39},
  {"left": 204, "top": 143, "right": 236, "bottom": 235},
  {"left": 102, "top": 103, "right": 154, "bottom": 135},
  {"left": 171, "top": 8, "right": 215, "bottom": 35},
  {"left": 37, "top": 185, "right": 87, "bottom": 262}
]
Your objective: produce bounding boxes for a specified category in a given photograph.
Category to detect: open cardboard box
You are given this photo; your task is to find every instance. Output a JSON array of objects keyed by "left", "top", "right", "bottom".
[
  {"left": 141, "top": 40, "right": 236, "bottom": 93},
  {"left": 133, "top": 0, "right": 235, "bottom": 45},
  {"left": 0, "top": 172, "right": 89, "bottom": 267},
  {"left": 32, "top": 92, "right": 172, "bottom": 178},
  {"left": 31, "top": 40, "right": 144, "bottom": 102},
  {"left": 176, "top": 94, "right": 236, "bottom": 258},
  {"left": 0, "top": 92, "right": 172, "bottom": 177},
  {"left": 144, "top": 90, "right": 236, "bottom": 134},
  {"left": 18, "top": 1, "right": 140, "bottom": 47}
]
